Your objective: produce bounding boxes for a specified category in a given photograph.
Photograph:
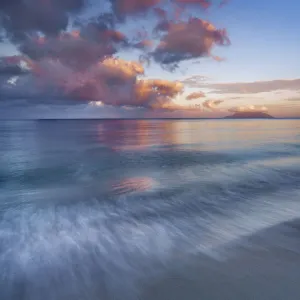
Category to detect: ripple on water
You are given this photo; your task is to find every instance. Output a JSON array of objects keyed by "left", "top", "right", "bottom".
[{"left": 111, "top": 177, "right": 157, "bottom": 195}]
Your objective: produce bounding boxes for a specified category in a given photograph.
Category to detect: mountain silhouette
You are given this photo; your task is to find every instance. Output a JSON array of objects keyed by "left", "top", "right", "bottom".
[{"left": 225, "top": 111, "right": 274, "bottom": 119}]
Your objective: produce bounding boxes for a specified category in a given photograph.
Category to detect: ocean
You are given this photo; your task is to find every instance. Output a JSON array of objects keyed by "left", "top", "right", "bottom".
[{"left": 0, "top": 119, "right": 300, "bottom": 300}]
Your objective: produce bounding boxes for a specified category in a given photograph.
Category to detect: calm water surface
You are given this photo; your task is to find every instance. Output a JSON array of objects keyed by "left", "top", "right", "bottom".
[{"left": 0, "top": 119, "right": 300, "bottom": 300}]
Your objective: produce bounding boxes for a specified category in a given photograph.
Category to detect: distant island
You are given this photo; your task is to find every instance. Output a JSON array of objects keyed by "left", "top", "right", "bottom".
[{"left": 225, "top": 111, "right": 274, "bottom": 119}]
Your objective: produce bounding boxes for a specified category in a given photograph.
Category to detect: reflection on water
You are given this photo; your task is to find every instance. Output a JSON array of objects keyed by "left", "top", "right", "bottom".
[
  {"left": 111, "top": 177, "right": 156, "bottom": 195},
  {"left": 95, "top": 119, "right": 300, "bottom": 151}
]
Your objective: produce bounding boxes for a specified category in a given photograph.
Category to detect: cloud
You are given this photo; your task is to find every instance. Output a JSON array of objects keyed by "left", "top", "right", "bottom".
[
  {"left": 286, "top": 97, "right": 300, "bottom": 102},
  {"left": 0, "top": 55, "right": 30, "bottom": 75},
  {"left": 0, "top": 0, "right": 86, "bottom": 42},
  {"left": 151, "top": 18, "right": 230, "bottom": 68},
  {"left": 1, "top": 56, "right": 185, "bottom": 110},
  {"left": 228, "top": 96, "right": 243, "bottom": 100},
  {"left": 0, "top": 64, "right": 24, "bottom": 76},
  {"left": 179, "top": 76, "right": 300, "bottom": 94},
  {"left": 0, "top": 0, "right": 230, "bottom": 115},
  {"left": 21, "top": 39, "right": 115, "bottom": 72},
  {"left": 186, "top": 91, "right": 205, "bottom": 100},
  {"left": 219, "top": 0, "right": 230, "bottom": 7},
  {"left": 109, "top": 0, "right": 161, "bottom": 19},
  {"left": 203, "top": 99, "right": 223, "bottom": 111},
  {"left": 109, "top": 0, "right": 214, "bottom": 20},
  {"left": 206, "top": 79, "right": 300, "bottom": 94},
  {"left": 174, "top": 0, "right": 211, "bottom": 8},
  {"left": 228, "top": 105, "right": 268, "bottom": 113},
  {"left": 180, "top": 75, "right": 210, "bottom": 87}
]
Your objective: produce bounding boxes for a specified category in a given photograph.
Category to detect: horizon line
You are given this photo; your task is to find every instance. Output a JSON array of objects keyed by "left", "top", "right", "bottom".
[{"left": 1, "top": 117, "right": 300, "bottom": 121}]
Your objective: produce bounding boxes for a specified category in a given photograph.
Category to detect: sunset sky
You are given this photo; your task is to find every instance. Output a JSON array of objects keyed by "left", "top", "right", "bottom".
[{"left": 0, "top": 0, "right": 299, "bottom": 118}]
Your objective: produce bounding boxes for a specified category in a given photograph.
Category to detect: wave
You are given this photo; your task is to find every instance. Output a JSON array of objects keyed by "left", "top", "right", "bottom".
[
  {"left": 1, "top": 163, "right": 300, "bottom": 299},
  {"left": 1, "top": 187, "right": 300, "bottom": 300}
]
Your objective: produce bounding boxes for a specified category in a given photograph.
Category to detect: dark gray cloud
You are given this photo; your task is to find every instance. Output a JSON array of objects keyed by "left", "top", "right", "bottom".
[
  {"left": 0, "top": 56, "right": 29, "bottom": 75},
  {"left": 0, "top": 0, "right": 86, "bottom": 42},
  {"left": 20, "top": 37, "right": 117, "bottom": 70},
  {"left": 0, "top": 64, "right": 24, "bottom": 76},
  {"left": 109, "top": 0, "right": 160, "bottom": 20},
  {"left": 175, "top": 0, "right": 211, "bottom": 8},
  {"left": 151, "top": 18, "right": 229, "bottom": 68},
  {"left": 0, "top": 72, "right": 66, "bottom": 101}
]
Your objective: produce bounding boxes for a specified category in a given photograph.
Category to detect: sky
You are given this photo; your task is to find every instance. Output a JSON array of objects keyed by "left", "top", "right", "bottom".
[{"left": 0, "top": 0, "right": 300, "bottom": 118}]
